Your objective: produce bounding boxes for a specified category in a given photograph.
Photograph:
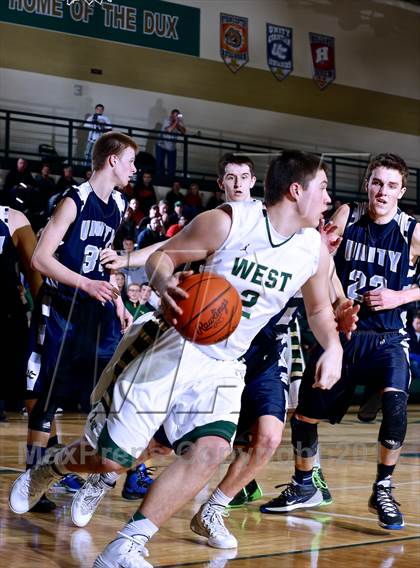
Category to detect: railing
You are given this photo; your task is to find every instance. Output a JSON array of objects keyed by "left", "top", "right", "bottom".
[{"left": 1, "top": 108, "right": 419, "bottom": 205}]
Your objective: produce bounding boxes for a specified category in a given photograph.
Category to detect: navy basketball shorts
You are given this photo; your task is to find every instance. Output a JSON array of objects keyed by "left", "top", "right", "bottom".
[
  {"left": 296, "top": 330, "right": 411, "bottom": 424},
  {"left": 236, "top": 336, "right": 289, "bottom": 439},
  {"left": 26, "top": 287, "right": 121, "bottom": 401}
]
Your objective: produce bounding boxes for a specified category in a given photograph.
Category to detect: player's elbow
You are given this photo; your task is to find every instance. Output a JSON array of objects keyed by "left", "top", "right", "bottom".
[{"left": 31, "top": 249, "right": 42, "bottom": 272}]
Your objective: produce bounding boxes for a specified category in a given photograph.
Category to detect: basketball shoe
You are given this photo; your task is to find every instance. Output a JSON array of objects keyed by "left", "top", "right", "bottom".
[
  {"left": 227, "top": 479, "right": 263, "bottom": 508},
  {"left": 71, "top": 473, "right": 116, "bottom": 527},
  {"left": 51, "top": 473, "right": 85, "bottom": 493},
  {"left": 93, "top": 532, "right": 152, "bottom": 568},
  {"left": 122, "top": 464, "right": 156, "bottom": 500},
  {"left": 9, "top": 447, "right": 63, "bottom": 514},
  {"left": 368, "top": 480, "right": 404, "bottom": 530},
  {"left": 190, "top": 503, "right": 238, "bottom": 549},
  {"left": 260, "top": 478, "right": 322, "bottom": 514},
  {"left": 312, "top": 467, "right": 333, "bottom": 505}
]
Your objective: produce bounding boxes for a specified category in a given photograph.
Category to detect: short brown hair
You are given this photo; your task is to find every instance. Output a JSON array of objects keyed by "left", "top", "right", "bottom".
[
  {"left": 217, "top": 153, "right": 255, "bottom": 178},
  {"left": 366, "top": 153, "right": 409, "bottom": 188},
  {"left": 265, "top": 150, "right": 328, "bottom": 206},
  {"left": 92, "top": 132, "right": 138, "bottom": 171}
]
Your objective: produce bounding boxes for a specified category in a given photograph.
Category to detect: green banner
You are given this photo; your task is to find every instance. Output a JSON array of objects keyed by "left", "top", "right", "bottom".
[{"left": 2, "top": 0, "right": 200, "bottom": 56}]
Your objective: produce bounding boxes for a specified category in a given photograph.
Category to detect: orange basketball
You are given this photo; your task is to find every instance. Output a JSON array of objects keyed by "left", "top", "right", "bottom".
[{"left": 174, "top": 272, "right": 242, "bottom": 345}]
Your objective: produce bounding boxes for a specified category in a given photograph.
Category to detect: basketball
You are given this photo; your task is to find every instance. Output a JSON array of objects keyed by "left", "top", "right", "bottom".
[{"left": 174, "top": 272, "right": 242, "bottom": 345}]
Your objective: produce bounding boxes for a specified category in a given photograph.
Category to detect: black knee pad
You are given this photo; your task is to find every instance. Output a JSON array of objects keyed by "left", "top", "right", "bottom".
[
  {"left": 27, "top": 398, "right": 57, "bottom": 433},
  {"left": 291, "top": 415, "right": 318, "bottom": 458},
  {"left": 378, "top": 391, "right": 408, "bottom": 450}
]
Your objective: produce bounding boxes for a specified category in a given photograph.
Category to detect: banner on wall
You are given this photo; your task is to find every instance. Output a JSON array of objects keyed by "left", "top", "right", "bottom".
[
  {"left": 309, "top": 32, "right": 335, "bottom": 90},
  {"left": 266, "top": 23, "right": 293, "bottom": 82},
  {"left": 2, "top": 0, "right": 200, "bottom": 57},
  {"left": 220, "top": 13, "right": 249, "bottom": 73}
]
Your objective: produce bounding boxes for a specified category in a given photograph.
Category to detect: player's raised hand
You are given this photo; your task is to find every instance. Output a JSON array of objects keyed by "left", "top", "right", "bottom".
[
  {"left": 160, "top": 270, "right": 194, "bottom": 325},
  {"left": 313, "top": 345, "right": 343, "bottom": 390},
  {"left": 319, "top": 218, "right": 342, "bottom": 254},
  {"left": 363, "top": 288, "right": 402, "bottom": 311},
  {"left": 335, "top": 299, "right": 360, "bottom": 339},
  {"left": 82, "top": 279, "right": 120, "bottom": 302},
  {"left": 100, "top": 248, "right": 122, "bottom": 270}
]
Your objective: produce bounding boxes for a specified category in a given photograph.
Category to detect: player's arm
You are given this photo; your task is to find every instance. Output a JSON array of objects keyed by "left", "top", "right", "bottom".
[
  {"left": 9, "top": 208, "right": 43, "bottom": 300},
  {"left": 31, "top": 198, "right": 118, "bottom": 303},
  {"left": 364, "top": 222, "right": 420, "bottom": 310},
  {"left": 146, "top": 208, "right": 232, "bottom": 324},
  {"left": 110, "top": 272, "right": 132, "bottom": 333},
  {"left": 319, "top": 204, "right": 350, "bottom": 254},
  {"left": 328, "top": 257, "right": 359, "bottom": 338},
  {"left": 100, "top": 241, "right": 165, "bottom": 270},
  {"left": 301, "top": 242, "right": 343, "bottom": 390}
]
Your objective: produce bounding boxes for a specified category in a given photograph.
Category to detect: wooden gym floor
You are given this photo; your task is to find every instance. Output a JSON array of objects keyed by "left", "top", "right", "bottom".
[{"left": 0, "top": 407, "right": 419, "bottom": 567}]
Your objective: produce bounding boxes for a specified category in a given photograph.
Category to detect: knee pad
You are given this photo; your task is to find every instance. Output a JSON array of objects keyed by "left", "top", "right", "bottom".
[
  {"left": 291, "top": 415, "right": 318, "bottom": 458},
  {"left": 378, "top": 391, "right": 408, "bottom": 450},
  {"left": 27, "top": 399, "right": 56, "bottom": 433}
]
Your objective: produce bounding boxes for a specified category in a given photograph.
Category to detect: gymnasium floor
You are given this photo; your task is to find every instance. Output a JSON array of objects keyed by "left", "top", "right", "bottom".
[{"left": 0, "top": 407, "right": 419, "bottom": 567}]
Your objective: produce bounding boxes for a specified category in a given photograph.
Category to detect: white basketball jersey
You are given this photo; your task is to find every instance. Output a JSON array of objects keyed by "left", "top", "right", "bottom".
[{"left": 197, "top": 200, "right": 321, "bottom": 360}]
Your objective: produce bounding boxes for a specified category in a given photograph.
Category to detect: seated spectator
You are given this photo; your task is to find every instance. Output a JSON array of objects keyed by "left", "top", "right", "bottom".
[
  {"left": 120, "top": 237, "right": 148, "bottom": 286},
  {"left": 134, "top": 170, "right": 157, "bottom": 216},
  {"left": 168, "top": 200, "right": 185, "bottom": 226},
  {"left": 165, "top": 180, "right": 185, "bottom": 211},
  {"left": 206, "top": 189, "right": 224, "bottom": 210},
  {"left": 184, "top": 182, "right": 203, "bottom": 217},
  {"left": 136, "top": 216, "right": 166, "bottom": 249},
  {"left": 33, "top": 164, "right": 56, "bottom": 229},
  {"left": 166, "top": 215, "right": 188, "bottom": 237},
  {"left": 138, "top": 203, "right": 160, "bottom": 231},
  {"left": 115, "top": 271, "right": 128, "bottom": 303},
  {"left": 158, "top": 199, "right": 171, "bottom": 231},
  {"left": 124, "top": 282, "right": 154, "bottom": 321},
  {"left": 2, "top": 158, "right": 36, "bottom": 206},
  {"left": 55, "top": 166, "right": 77, "bottom": 195},
  {"left": 408, "top": 311, "right": 420, "bottom": 381}
]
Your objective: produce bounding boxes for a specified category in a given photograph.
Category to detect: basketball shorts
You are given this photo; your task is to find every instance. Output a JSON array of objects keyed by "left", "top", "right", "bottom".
[
  {"left": 296, "top": 330, "right": 411, "bottom": 424},
  {"left": 26, "top": 286, "right": 121, "bottom": 400},
  {"left": 235, "top": 334, "right": 289, "bottom": 439},
  {"left": 85, "top": 313, "right": 246, "bottom": 467}
]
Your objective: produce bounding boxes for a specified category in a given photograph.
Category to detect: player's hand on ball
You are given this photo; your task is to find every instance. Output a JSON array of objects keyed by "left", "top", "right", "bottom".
[
  {"left": 313, "top": 345, "right": 343, "bottom": 390},
  {"left": 335, "top": 299, "right": 360, "bottom": 339},
  {"left": 100, "top": 248, "right": 122, "bottom": 270},
  {"left": 161, "top": 271, "right": 193, "bottom": 325}
]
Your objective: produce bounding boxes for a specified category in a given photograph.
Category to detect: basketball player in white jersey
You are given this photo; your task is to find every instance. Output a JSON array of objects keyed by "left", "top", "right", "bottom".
[{"left": 10, "top": 150, "right": 345, "bottom": 568}]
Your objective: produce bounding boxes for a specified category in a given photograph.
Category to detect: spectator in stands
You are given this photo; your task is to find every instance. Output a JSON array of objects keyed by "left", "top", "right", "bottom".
[
  {"left": 84, "top": 169, "right": 93, "bottom": 182},
  {"left": 138, "top": 204, "right": 160, "bottom": 231},
  {"left": 184, "top": 182, "right": 203, "bottom": 218},
  {"left": 124, "top": 282, "right": 154, "bottom": 321},
  {"left": 114, "top": 198, "right": 142, "bottom": 250},
  {"left": 206, "top": 189, "right": 224, "bottom": 210},
  {"left": 83, "top": 104, "right": 112, "bottom": 166},
  {"left": 156, "top": 109, "right": 186, "bottom": 179},
  {"left": 166, "top": 214, "right": 188, "bottom": 237},
  {"left": 158, "top": 199, "right": 170, "bottom": 230},
  {"left": 134, "top": 170, "right": 157, "bottom": 216},
  {"left": 55, "top": 166, "right": 77, "bottom": 195},
  {"left": 120, "top": 237, "right": 148, "bottom": 287},
  {"left": 168, "top": 200, "right": 185, "bottom": 226},
  {"left": 165, "top": 180, "right": 185, "bottom": 211},
  {"left": 114, "top": 271, "right": 128, "bottom": 303},
  {"left": 31, "top": 164, "right": 56, "bottom": 231},
  {"left": 408, "top": 311, "right": 420, "bottom": 381},
  {"left": 136, "top": 216, "right": 166, "bottom": 249},
  {"left": 2, "top": 158, "right": 36, "bottom": 206}
]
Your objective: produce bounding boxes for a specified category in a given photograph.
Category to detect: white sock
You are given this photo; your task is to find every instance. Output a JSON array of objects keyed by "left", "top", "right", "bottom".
[
  {"left": 122, "top": 516, "right": 159, "bottom": 541},
  {"left": 101, "top": 472, "right": 120, "bottom": 487},
  {"left": 313, "top": 448, "right": 321, "bottom": 468},
  {"left": 207, "top": 487, "right": 232, "bottom": 508}
]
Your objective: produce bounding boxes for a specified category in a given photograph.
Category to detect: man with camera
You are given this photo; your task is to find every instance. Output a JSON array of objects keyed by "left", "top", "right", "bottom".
[
  {"left": 156, "top": 109, "right": 186, "bottom": 179},
  {"left": 83, "top": 104, "right": 112, "bottom": 166}
]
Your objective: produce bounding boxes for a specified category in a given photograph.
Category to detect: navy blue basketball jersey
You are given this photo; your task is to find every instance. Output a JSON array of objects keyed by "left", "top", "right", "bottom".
[
  {"left": 250, "top": 293, "right": 304, "bottom": 345},
  {"left": 0, "top": 207, "right": 24, "bottom": 315},
  {"left": 47, "top": 183, "right": 125, "bottom": 299},
  {"left": 334, "top": 202, "right": 418, "bottom": 332}
]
